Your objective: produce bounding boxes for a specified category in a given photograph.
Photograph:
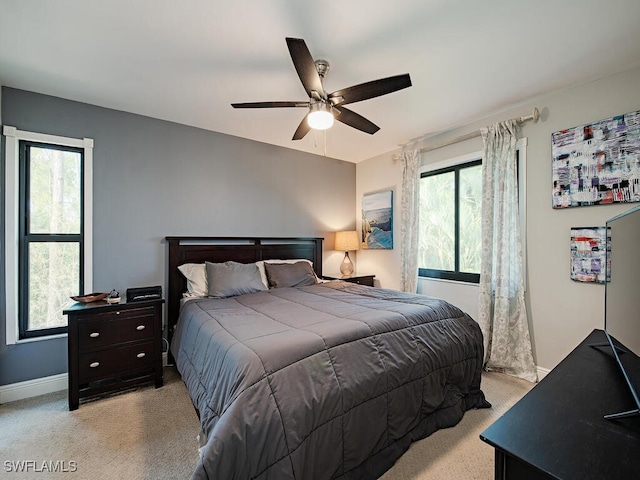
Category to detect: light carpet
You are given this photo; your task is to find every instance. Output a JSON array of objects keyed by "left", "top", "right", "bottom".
[{"left": 0, "top": 368, "right": 533, "bottom": 479}]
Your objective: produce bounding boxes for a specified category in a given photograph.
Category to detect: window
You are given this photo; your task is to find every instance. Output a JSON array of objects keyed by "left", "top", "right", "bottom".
[
  {"left": 418, "top": 142, "right": 527, "bottom": 285},
  {"left": 4, "top": 126, "right": 93, "bottom": 344},
  {"left": 19, "top": 142, "right": 84, "bottom": 338},
  {"left": 418, "top": 159, "right": 482, "bottom": 283}
]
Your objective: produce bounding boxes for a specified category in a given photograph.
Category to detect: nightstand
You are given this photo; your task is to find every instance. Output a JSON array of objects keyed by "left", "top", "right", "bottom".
[
  {"left": 64, "top": 298, "right": 164, "bottom": 410},
  {"left": 323, "top": 273, "right": 375, "bottom": 287}
]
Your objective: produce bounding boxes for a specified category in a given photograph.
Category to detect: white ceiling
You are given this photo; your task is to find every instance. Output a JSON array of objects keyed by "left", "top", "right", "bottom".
[{"left": 2, "top": 1, "right": 640, "bottom": 163}]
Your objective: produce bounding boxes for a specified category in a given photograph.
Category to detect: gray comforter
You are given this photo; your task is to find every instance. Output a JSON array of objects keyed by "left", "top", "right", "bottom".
[{"left": 171, "top": 281, "right": 489, "bottom": 480}]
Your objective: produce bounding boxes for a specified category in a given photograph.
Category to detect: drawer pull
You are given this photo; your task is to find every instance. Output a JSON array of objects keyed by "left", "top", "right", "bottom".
[
  {"left": 115, "top": 311, "right": 121, "bottom": 315},
  {"left": 89, "top": 332, "right": 100, "bottom": 338},
  {"left": 136, "top": 353, "right": 146, "bottom": 359},
  {"left": 136, "top": 325, "right": 146, "bottom": 331},
  {"left": 89, "top": 362, "right": 100, "bottom": 368}
]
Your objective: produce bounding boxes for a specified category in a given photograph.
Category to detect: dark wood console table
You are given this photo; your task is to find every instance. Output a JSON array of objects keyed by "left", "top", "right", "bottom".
[{"left": 480, "top": 329, "right": 640, "bottom": 479}]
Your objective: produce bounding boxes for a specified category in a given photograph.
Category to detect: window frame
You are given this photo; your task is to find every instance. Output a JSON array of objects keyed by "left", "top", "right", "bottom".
[
  {"left": 418, "top": 158, "right": 482, "bottom": 283},
  {"left": 418, "top": 139, "right": 528, "bottom": 286},
  {"left": 18, "top": 140, "right": 86, "bottom": 339},
  {"left": 3, "top": 126, "right": 93, "bottom": 345}
]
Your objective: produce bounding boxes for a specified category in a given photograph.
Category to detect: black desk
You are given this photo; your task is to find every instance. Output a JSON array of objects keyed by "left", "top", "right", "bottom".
[{"left": 480, "top": 329, "right": 640, "bottom": 480}]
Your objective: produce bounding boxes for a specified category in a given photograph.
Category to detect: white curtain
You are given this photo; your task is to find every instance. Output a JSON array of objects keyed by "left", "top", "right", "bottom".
[
  {"left": 478, "top": 121, "right": 537, "bottom": 382},
  {"left": 399, "top": 150, "right": 420, "bottom": 293}
]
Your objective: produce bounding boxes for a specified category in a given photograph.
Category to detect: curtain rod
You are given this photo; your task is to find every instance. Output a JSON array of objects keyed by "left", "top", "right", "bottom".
[{"left": 396, "top": 108, "right": 540, "bottom": 157}]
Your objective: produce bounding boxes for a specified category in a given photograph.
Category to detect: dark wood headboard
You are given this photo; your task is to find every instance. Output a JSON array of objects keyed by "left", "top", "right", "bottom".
[{"left": 165, "top": 236, "right": 323, "bottom": 342}]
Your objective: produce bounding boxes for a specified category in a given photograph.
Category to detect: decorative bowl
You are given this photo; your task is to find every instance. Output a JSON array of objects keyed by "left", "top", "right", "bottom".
[{"left": 71, "top": 292, "right": 109, "bottom": 303}]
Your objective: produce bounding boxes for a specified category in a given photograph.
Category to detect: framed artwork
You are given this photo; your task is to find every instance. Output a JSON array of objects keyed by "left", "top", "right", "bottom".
[
  {"left": 361, "top": 190, "right": 393, "bottom": 249},
  {"left": 552, "top": 109, "right": 640, "bottom": 209},
  {"left": 570, "top": 226, "right": 610, "bottom": 283}
]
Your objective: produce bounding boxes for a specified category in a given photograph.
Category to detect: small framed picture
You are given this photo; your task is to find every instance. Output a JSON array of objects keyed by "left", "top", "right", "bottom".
[
  {"left": 570, "top": 226, "right": 609, "bottom": 283},
  {"left": 362, "top": 190, "right": 393, "bottom": 249}
]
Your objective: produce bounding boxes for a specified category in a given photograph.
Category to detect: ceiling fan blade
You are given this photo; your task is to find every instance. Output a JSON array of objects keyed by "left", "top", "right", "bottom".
[
  {"left": 329, "top": 73, "right": 412, "bottom": 106},
  {"left": 292, "top": 113, "right": 312, "bottom": 140},
  {"left": 231, "top": 101, "right": 308, "bottom": 108},
  {"left": 333, "top": 106, "right": 380, "bottom": 135},
  {"left": 286, "top": 37, "right": 325, "bottom": 99}
]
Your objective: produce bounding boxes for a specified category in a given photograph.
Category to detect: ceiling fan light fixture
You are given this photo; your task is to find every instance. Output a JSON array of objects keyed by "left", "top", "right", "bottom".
[
  {"left": 307, "top": 102, "right": 334, "bottom": 130},
  {"left": 232, "top": 38, "right": 412, "bottom": 140}
]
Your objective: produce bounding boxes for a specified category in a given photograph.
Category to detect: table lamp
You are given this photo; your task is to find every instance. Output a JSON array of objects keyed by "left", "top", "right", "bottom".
[{"left": 335, "top": 230, "right": 360, "bottom": 276}]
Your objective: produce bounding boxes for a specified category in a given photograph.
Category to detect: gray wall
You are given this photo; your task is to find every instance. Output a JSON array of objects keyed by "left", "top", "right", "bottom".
[{"left": 0, "top": 87, "right": 356, "bottom": 385}]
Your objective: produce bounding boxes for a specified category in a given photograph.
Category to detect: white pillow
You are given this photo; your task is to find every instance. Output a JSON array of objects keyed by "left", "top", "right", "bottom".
[
  {"left": 256, "top": 259, "right": 318, "bottom": 288},
  {"left": 177, "top": 263, "right": 207, "bottom": 297}
]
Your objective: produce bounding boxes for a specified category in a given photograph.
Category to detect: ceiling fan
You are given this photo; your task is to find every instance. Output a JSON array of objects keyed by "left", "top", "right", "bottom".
[{"left": 231, "top": 37, "right": 412, "bottom": 140}]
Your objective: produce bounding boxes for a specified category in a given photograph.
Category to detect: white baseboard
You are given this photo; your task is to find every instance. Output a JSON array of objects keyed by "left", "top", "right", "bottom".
[
  {"left": 536, "top": 366, "right": 551, "bottom": 381},
  {"left": 0, "top": 360, "right": 548, "bottom": 404},
  {"left": 1, "top": 354, "right": 171, "bottom": 404},
  {"left": 0, "top": 373, "right": 67, "bottom": 404}
]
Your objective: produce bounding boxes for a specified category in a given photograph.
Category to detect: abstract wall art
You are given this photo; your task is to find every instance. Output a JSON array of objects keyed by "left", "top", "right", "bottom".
[
  {"left": 570, "top": 226, "right": 610, "bottom": 283},
  {"left": 552, "top": 110, "right": 640, "bottom": 209}
]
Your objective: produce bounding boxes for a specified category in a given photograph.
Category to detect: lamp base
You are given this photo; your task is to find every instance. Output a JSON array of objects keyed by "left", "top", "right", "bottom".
[{"left": 340, "top": 251, "right": 354, "bottom": 276}]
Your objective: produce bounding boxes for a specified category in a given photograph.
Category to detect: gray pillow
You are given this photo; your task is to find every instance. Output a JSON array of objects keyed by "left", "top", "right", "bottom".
[
  {"left": 205, "top": 261, "right": 267, "bottom": 298},
  {"left": 264, "top": 261, "right": 318, "bottom": 288}
]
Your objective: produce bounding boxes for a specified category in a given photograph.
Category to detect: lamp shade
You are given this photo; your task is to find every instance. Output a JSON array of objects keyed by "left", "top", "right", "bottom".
[
  {"left": 307, "top": 102, "right": 334, "bottom": 130},
  {"left": 335, "top": 231, "right": 360, "bottom": 251}
]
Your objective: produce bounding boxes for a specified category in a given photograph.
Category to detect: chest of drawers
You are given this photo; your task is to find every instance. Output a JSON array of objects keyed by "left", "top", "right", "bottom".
[{"left": 65, "top": 298, "right": 164, "bottom": 410}]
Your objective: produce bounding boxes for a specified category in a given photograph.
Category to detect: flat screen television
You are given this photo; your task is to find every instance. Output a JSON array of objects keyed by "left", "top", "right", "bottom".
[{"left": 602, "top": 204, "right": 640, "bottom": 420}]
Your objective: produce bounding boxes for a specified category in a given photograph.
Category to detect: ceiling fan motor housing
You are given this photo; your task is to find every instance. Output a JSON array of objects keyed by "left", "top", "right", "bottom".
[{"left": 314, "top": 59, "right": 330, "bottom": 78}]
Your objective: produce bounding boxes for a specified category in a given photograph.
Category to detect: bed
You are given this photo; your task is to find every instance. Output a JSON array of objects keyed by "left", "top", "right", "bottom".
[{"left": 166, "top": 236, "right": 490, "bottom": 480}]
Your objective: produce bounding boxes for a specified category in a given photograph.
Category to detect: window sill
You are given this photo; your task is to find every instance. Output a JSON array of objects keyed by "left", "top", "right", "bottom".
[
  {"left": 418, "top": 276, "right": 480, "bottom": 287},
  {"left": 7, "top": 332, "right": 68, "bottom": 346}
]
